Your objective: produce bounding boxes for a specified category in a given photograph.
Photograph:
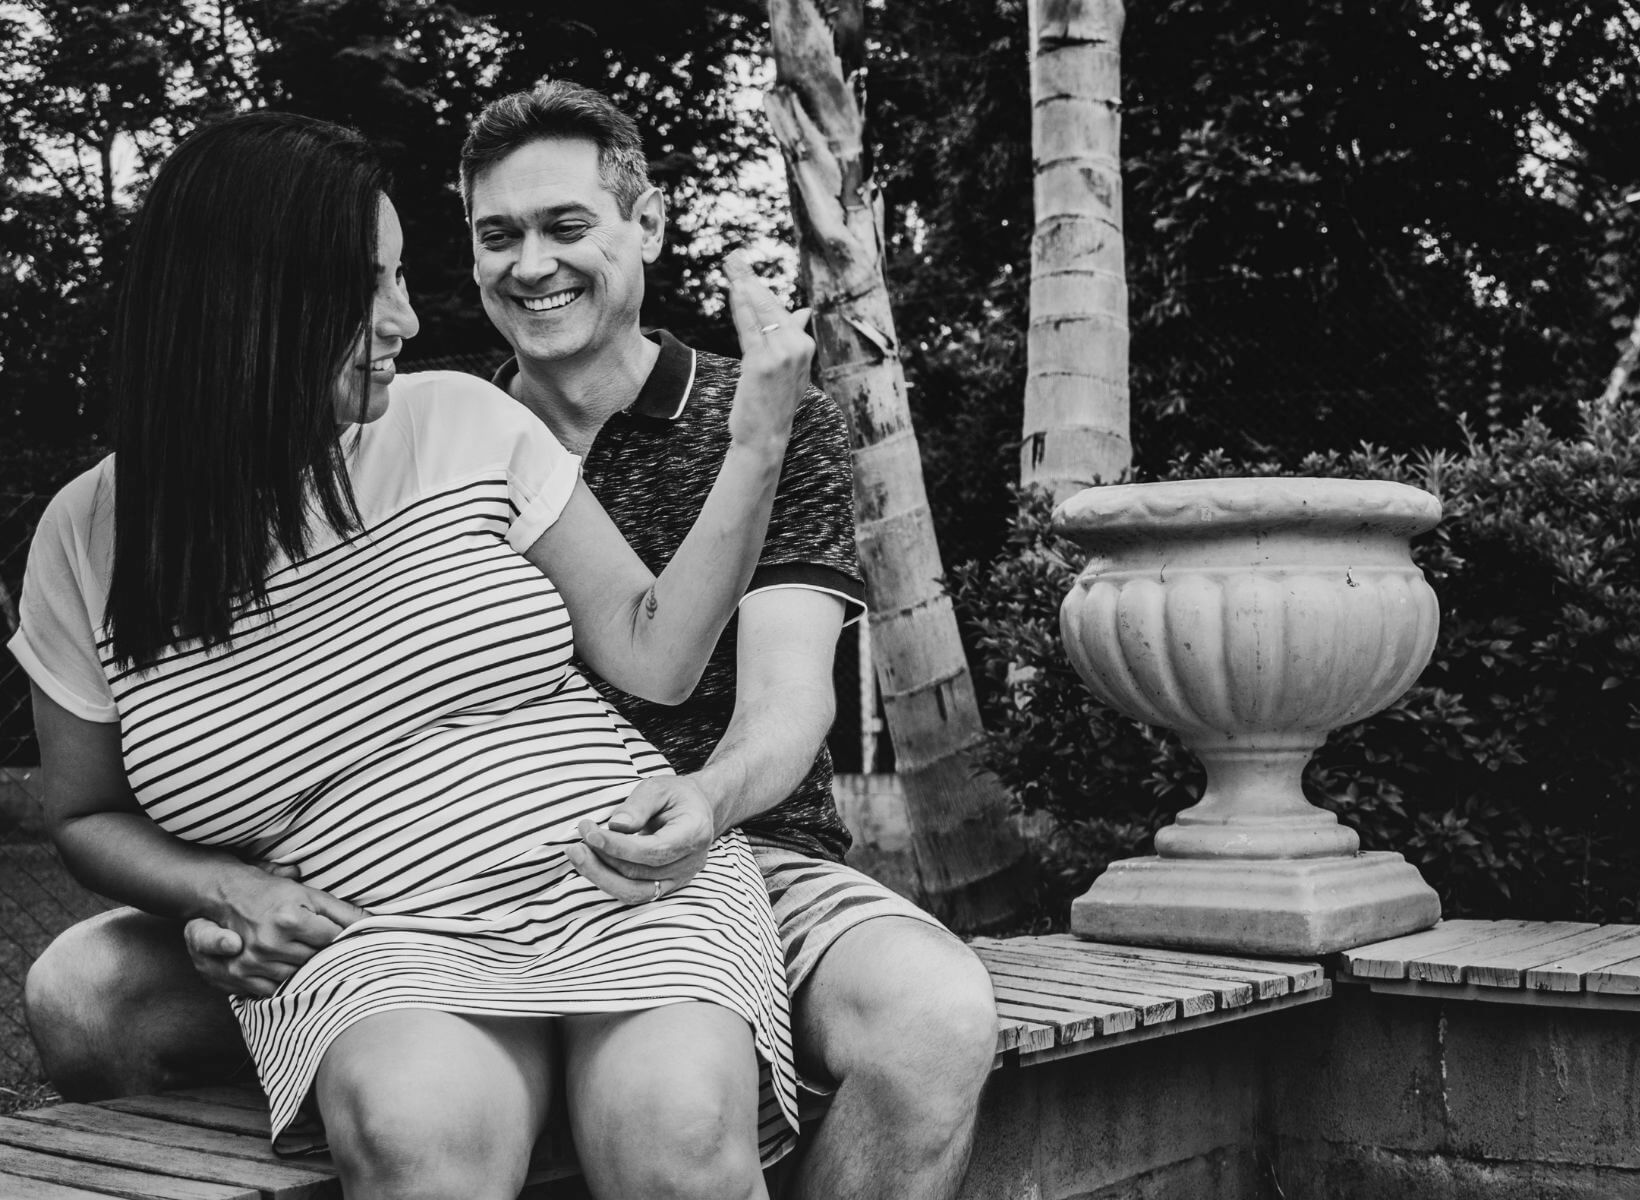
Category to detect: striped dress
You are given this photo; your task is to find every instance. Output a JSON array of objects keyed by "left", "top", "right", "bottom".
[{"left": 10, "top": 372, "right": 798, "bottom": 1161}]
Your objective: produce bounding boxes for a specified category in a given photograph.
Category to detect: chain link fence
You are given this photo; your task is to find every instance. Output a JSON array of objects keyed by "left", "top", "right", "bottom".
[{"left": 3, "top": 488, "right": 115, "bottom": 1106}]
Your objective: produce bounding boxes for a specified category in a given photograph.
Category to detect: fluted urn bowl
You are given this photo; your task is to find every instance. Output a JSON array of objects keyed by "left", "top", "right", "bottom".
[{"left": 1057, "top": 477, "right": 1441, "bottom": 861}]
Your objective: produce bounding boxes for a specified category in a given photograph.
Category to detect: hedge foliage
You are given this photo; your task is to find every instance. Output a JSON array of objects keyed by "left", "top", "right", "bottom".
[{"left": 950, "top": 401, "right": 1640, "bottom": 921}]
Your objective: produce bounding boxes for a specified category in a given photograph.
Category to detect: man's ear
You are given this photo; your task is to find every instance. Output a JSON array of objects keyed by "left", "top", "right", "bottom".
[{"left": 636, "top": 187, "right": 666, "bottom": 265}]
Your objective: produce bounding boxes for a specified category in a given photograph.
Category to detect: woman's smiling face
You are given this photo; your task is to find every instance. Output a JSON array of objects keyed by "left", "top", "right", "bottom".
[{"left": 336, "top": 196, "right": 420, "bottom": 425}]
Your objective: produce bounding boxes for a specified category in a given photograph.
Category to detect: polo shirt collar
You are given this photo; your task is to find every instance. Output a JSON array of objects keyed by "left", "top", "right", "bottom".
[{"left": 491, "top": 329, "right": 697, "bottom": 422}]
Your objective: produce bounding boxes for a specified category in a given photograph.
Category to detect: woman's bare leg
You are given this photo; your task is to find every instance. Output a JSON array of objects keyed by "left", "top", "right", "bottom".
[
  {"left": 315, "top": 1009, "right": 553, "bottom": 1200},
  {"left": 563, "top": 1003, "right": 770, "bottom": 1200}
]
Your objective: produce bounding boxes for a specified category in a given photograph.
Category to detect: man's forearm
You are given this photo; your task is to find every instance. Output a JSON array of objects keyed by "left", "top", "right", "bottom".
[{"left": 693, "top": 682, "right": 835, "bottom": 837}]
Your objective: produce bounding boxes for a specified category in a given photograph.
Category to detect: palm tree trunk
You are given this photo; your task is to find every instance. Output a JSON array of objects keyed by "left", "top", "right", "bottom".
[
  {"left": 1023, "top": 0, "right": 1132, "bottom": 502},
  {"left": 764, "top": 0, "right": 1034, "bottom": 932}
]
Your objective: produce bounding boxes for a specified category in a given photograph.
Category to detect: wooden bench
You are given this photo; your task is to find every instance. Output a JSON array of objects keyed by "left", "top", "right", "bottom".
[
  {"left": 1337, "top": 917, "right": 1640, "bottom": 1011},
  {"left": 0, "top": 935, "right": 1328, "bottom": 1199}
]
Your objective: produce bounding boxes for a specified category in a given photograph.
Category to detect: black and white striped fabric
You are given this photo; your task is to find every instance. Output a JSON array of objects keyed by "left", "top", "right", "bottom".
[{"left": 17, "top": 372, "right": 797, "bottom": 1161}]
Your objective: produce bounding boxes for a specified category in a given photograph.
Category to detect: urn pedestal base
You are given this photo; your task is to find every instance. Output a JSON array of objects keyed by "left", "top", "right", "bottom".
[{"left": 1070, "top": 851, "right": 1440, "bottom": 957}]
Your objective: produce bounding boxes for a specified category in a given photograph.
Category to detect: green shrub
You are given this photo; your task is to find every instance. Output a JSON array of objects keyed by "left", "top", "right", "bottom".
[{"left": 950, "top": 401, "right": 1640, "bottom": 922}]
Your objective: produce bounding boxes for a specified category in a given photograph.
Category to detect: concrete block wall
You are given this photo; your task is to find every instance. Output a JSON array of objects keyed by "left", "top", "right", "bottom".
[
  {"left": 1268, "top": 986, "right": 1640, "bottom": 1199},
  {"left": 958, "top": 1022, "right": 1267, "bottom": 1200},
  {"left": 955, "top": 985, "right": 1640, "bottom": 1200}
]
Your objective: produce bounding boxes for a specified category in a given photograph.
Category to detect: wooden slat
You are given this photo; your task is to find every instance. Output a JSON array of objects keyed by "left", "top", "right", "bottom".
[
  {"left": 1338, "top": 920, "right": 1536, "bottom": 980},
  {"left": 1031, "top": 934, "right": 1324, "bottom": 989},
  {"left": 1018, "top": 982, "right": 1333, "bottom": 1067},
  {"left": 1027, "top": 950, "right": 1264, "bottom": 1005},
  {"left": 101, "top": 1100, "right": 267, "bottom": 1139},
  {"left": 0, "top": 1143, "right": 256, "bottom": 1200},
  {"left": 1359, "top": 979, "right": 1640, "bottom": 1013},
  {"left": 994, "top": 1015, "right": 1047, "bottom": 1054},
  {"left": 970, "top": 950, "right": 1220, "bottom": 1016},
  {"left": 0, "top": 1119, "right": 333, "bottom": 1200},
  {"left": 977, "top": 945, "right": 1237, "bottom": 1010},
  {"left": 1003, "top": 936, "right": 1317, "bottom": 995},
  {"left": 1586, "top": 954, "right": 1640, "bottom": 996},
  {"left": 1405, "top": 922, "right": 1597, "bottom": 984},
  {"left": 165, "top": 1089, "right": 266, "bottom": 1113},
  {"left": 1525, "top": 926, "right": 1640, "bottom": 992},
  {"left": 0, "top": 1170, "right": 139, "bottom": 1200},
  {"left": 981, "top": 952, "right": 1216, "bottom": 1012},
  {"left": 992, "top": 982, "right": 1156, "bottom": 1030},
  {"left": 992, "top": 991, "right": 1138, "bottom": 1040},
  {"left": 992, "top": 976, "right": 1176, "bottom": 1026},
  {"left": 993, "top": 1015, "right": 1056, "bottom": 1056},
  {"left": 19, "top": 1105, "right": 332, "bottom": 1171},
  {"left": 1458, "top": 924, "right": 1629, "bottom": 988}
]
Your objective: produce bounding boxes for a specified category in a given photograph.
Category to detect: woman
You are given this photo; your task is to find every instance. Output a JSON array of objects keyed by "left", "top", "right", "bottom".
[{"left": 9, "top": 112, "right": 810, "bottom": 1199}]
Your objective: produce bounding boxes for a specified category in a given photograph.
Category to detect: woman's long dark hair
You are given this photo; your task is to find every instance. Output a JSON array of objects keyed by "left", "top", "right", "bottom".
[{"left": 108, "top": 112, "right": 386, "bottom": 668}]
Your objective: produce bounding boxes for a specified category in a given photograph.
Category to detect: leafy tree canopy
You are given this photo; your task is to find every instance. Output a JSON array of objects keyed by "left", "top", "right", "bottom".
[
  {"left": 871, "top": 0, "right": 1640, "bottom": 566},
  {"left": 0, "top": 0, "right": 772, "bottom": 459}
]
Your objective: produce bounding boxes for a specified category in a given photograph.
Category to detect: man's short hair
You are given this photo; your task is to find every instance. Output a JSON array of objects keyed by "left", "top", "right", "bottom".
[{"left": 460, "top": 81, "right": 651, "bottom": 218}]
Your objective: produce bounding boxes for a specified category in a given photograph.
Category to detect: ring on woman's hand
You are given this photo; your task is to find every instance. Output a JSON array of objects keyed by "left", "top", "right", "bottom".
[
  {"left": 651, "top": 879, "right": 663, "bottom": 903},
  {"left": 758, "top": 323, "right": 781, "bottom": 335}
]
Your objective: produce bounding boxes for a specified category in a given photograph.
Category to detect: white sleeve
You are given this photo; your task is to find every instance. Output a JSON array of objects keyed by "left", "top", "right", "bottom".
[
  {"left": 6, "top": 466, "right": 118, "bottom": 723},
  {"left": 390, "top": 372, "right": 581, "bottom": 554}
]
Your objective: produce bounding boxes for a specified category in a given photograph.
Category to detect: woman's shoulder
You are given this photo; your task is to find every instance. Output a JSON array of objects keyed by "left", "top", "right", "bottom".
[
  {"left": 388, "top": 370, "right": 524, "bottom": 428},
  {"left": 36, "top": 455, "right": 116, "bottom": 548},
  {"left": 382, "top": 370, "right": 563, "bottom": 465}
]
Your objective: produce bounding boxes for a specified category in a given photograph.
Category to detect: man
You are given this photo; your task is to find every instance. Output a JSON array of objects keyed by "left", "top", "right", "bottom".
[{"left": 26, "top": 81, "right": 998, "bottom": 1200}]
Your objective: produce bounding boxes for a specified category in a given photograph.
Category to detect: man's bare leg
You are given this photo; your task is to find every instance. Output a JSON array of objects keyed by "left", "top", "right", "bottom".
[
  {"left": 24, "top": 908, "right": 246, "bottom": 1099},
  {"left": 786, "top": 917, "right": 996, "bottom": 1200}
]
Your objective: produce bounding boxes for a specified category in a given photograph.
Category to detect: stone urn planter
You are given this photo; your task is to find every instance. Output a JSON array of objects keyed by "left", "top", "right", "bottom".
[{"left": 1057, "top": 477, "right": 1443, "bottom": 955}]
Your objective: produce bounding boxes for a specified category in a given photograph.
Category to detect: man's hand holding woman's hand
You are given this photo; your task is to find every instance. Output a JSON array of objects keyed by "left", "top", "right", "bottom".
[
  {"left": 184, "top": 862, "right": 368, "bottom": 998},
  {"left": 724, "top": 249, "right": 814, "bottom": 452}
]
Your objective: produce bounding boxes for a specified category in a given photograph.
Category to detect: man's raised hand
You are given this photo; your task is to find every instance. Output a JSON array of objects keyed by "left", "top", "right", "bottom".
[{"left": 724, "top": 249, "right": 813, "bottom": 451}]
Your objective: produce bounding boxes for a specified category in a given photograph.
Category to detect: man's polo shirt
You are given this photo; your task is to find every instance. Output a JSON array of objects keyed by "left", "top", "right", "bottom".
[{"left": 494, "top": 330, "right": 865, "bottom": 861}]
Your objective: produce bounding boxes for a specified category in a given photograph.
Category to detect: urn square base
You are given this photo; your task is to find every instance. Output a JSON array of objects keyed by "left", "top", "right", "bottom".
[{"left": 1069, "top": 851, "right": 1440, "bottom": 957}]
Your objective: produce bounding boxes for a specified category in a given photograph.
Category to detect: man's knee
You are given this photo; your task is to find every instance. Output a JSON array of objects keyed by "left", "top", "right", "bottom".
[
  {"left": 800, "top": 920, "right": 997, "bottom": 1117},
  {"left": 26, "top": 909, "right": 238, "bottom": 1099}
]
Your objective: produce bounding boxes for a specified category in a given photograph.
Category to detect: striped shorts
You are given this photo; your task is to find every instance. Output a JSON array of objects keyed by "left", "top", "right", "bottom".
[{"left": 751, "top": 843, "right": 948, "bottom": 1001}]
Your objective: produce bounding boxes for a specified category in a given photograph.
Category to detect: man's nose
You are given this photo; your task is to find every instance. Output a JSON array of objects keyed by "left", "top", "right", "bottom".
[{"left": 516, "top": 234, "right": 559, "bottom": 282}]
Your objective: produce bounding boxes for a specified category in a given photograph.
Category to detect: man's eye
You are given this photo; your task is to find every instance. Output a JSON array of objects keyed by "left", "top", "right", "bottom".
[
  {"left": 553, "top": 224, "right": 589, "bottom": 241},
  {"left": 479, "top": 232, "right": 514, "bottom": 248}
]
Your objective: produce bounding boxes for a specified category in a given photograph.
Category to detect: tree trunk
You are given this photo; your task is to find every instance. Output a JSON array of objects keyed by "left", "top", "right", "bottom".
[
  {"left": 1022, "top": 0, "right": 1131, "bottom": 502},
  {"left": 1597, "top": 302, "right": 1640, "bottom": 410},
  {"left": 764, "top": 0, "right": 1034, "bottom": 932}
]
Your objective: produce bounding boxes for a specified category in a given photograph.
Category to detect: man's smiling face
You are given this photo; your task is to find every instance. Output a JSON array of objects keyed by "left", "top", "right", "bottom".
[{"left": 469, "top": 136, "right": 662, "bottom": 369}]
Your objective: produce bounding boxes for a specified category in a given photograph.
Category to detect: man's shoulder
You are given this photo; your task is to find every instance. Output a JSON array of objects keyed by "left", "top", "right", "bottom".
[{"left": 681, "top": 347, "right": 740, "bottom": 416}]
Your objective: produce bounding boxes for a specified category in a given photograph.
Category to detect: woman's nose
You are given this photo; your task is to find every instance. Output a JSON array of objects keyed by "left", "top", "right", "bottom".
[{"left": 378, "top": 281, "right": 419, "bottom": 341}]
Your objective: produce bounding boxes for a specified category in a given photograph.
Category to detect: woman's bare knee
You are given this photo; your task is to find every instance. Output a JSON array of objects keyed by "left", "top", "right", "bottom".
[
  {"left": 565, "top": 1005, "right": 767, "bottom": 1200},
  {"left": 317, "top": 1011, "right": 550, "bottom": 1200},
  {"left": 26, "top": 908, "right": 239, "bottom": 1099}
]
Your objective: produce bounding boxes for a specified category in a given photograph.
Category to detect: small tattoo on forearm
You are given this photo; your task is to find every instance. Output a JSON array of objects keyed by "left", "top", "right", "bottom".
[{"left": 644, "top": 587, "right": 659, "bottom": 620}]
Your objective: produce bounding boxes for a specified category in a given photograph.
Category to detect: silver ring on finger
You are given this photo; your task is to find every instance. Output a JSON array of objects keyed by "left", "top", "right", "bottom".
[
  {"left": 758, "top": 323, "right": 781, "bottom": 335},
  {"left": 650, "top": 879, "right": 663, "bottom": 903}
]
